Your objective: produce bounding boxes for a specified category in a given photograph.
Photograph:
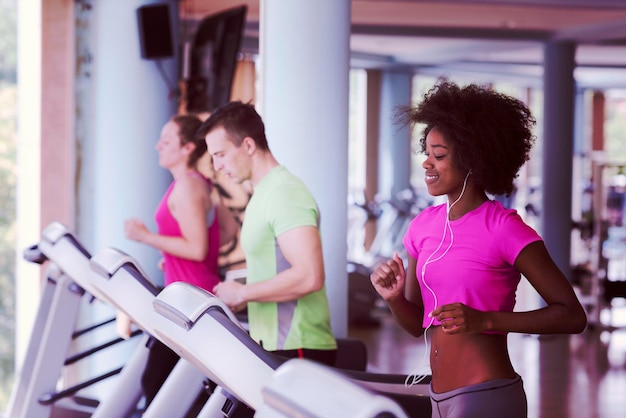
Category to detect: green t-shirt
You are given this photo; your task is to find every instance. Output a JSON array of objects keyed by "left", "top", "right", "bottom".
[{"left": 241, "top": 166, "right": 336, "bottom": 351}]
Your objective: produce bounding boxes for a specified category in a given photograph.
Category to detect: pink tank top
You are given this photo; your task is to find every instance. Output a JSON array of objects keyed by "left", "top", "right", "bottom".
[{"left": 155, "top": 173, "right": 221, "bottom": 292}]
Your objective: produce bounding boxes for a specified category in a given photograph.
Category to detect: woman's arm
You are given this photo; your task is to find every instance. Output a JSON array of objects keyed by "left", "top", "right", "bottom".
[
  {"left": 432, "top": 241, "right": 588, "bottom": 335},
  {"left": 371, "top": 254, "right": 426, "bottom": 337},
  {"left": 125, "top": 176, "right": 211, "bottom": 261},
  {"left": 501, "top": 240, "right": 587, "bottom": 334}
]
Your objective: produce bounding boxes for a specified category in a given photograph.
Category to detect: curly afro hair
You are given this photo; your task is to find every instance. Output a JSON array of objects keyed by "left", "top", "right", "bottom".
[{"left": 396, "top": 81, "right": 536, "bottom": 197}]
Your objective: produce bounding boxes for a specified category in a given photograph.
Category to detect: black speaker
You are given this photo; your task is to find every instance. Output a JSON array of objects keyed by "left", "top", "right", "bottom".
[{"left": 137, "top": 3, "right": 174, "bottom": 60}]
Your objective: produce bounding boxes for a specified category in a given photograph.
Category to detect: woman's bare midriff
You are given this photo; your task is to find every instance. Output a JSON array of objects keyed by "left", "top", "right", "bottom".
[{"left": 429, "top": 326, "right": 517, "bottom": 393}]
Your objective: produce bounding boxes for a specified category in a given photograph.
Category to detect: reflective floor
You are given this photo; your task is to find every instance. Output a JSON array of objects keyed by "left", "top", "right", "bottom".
[{"left": 348, "top": 297, "right": 626, "bottom": 418}]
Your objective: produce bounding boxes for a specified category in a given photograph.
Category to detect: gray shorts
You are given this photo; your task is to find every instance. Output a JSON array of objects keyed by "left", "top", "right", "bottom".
[{"left": 430, "top": 374, "right": 527, "bottom": 418}]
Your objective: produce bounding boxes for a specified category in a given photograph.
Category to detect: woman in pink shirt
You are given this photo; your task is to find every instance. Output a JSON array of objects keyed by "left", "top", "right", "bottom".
[
  {"left": 124, "top": 114, "right": 236, "bottom": 411},
  {"left": 125, "top": 114, "right": 237, "bottom": 290},
  {"left": 370, "top": 81, "right": 587, "bottom": 418}
]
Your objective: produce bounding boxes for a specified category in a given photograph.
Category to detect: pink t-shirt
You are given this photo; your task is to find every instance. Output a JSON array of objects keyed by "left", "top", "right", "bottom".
[
  {"left": 155, "top": 174, "right": 221, "bottom": 292},
  {"left": 403, "top": 200, "right": 541, "bottom": 329}
]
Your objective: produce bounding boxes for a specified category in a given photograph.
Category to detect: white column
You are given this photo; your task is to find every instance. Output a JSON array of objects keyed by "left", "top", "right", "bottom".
[
  {"left": 76, "top": 0, "right": 177, "bottom": 397},
  {"left": 87, "top": 0, "right": 176, "bottom": 279},
  {"left": 260, "top": 0, "right": 351, "bottom": 337},
  {"left": 378, "top": 70, "right": 412, "bottom": 200},
  {"left": 541, "top": 41, "right": 576, "bottom": 282}
]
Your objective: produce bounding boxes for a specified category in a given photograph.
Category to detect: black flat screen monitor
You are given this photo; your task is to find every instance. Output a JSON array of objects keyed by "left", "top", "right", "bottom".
[{"left": 187, "top": 5, "right": 247, "bottom": 113}]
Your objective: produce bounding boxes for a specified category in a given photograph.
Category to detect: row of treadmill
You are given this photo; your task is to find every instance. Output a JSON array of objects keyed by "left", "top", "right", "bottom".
[{"left": 6, "top": 222, "right": 432, "bottom": 418}]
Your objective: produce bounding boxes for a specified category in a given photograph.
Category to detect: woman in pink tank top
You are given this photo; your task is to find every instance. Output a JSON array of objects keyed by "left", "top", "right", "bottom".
[
  {"left": 124, "top": 114, "right": 237, "bottom": 291},
  {"left": 123, "top": 114, "right": 237, "bottom": 410}
]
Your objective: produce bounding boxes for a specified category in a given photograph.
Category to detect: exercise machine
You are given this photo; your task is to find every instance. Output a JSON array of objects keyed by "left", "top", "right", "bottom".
[
  {"left": 10, "top": 221, "right": 431, "bottom": 417},
  {"left": 152, "top": 281, "right": 432, "bottom": 417},
  {"left": 7, "top": 222, "right": 208, "bottom": 417},
  {"left": 7, "top": 222, "right": 146, "bottom": 418},
  {"left": 88, "top": 245, "right": 209, "bottom": 418},
  {"left": 255, "top": 358, "right": 409, "bottom": 418}
]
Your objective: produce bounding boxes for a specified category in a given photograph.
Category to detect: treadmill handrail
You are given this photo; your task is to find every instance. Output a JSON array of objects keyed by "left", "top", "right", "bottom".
[
  {"left": 89, "top": 247, "right": 159, "bottom": 296},
  {"left": 42, "top": 221, "right": 91, "bottom": 258}
]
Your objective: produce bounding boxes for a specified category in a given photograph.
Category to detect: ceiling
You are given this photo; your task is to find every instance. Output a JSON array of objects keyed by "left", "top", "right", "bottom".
[{"left": 179, "top": 0, "right": 626, "bottom": 89}]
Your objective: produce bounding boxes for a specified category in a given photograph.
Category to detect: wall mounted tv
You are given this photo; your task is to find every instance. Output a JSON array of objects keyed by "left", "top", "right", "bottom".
[{"left": 186, "top": 5, "right": 248, "bottom": 113}]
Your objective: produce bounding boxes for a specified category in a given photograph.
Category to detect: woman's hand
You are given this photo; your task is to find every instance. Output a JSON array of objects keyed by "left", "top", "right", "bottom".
[
  {"left": 124, "top": 218, "right": 149, "bottom": 243},
  {"left": 116, "top": 311, "right": 135, "bottom": 339},
  {"left": 430, "top": 302, "right": 488, "bottom": 334},
  {"left": 370, "top": 252, "right": 406, "bottom": 301}
]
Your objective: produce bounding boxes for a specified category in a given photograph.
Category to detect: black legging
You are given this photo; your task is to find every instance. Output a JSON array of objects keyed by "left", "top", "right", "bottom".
[{"left": 141, "top": 338, "right": 209, "bottom": 416}]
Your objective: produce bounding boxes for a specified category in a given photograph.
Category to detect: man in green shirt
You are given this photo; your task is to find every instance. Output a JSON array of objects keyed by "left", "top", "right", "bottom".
[{"left": 198, "top": 101, "right": 337, "bottom": 366}]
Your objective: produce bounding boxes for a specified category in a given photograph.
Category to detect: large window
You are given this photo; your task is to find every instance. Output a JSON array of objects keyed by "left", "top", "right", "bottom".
[
  {"left": 605, "top": 89, "right": 626, "bottom": 162},
  {"left": 0, "top": 0, "right": 17, "bottom": 410},
  {"left": 348, "top": 68, "right": 367, "bottom": 201}
]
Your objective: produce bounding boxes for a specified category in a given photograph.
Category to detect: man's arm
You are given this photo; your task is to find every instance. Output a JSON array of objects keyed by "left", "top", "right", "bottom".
[{"left": 214, "top": 225, "right": 324, "bottom": 306}]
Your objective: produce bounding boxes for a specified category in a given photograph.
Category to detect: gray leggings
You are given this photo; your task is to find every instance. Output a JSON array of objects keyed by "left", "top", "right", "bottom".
[{"left": 430, "top": 374, "right": 527, "bottom": 418}]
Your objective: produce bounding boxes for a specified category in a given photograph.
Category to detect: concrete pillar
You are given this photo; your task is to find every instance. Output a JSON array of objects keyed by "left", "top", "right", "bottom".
[
  {"left": 259, "top": 0, "right": 351, "bottom": 337},
  {"left": 572, "top": 89, "right": 593, "bottom": 227},
  {"left": 378, "top": 71, "right": 412, "bottom": 200},
  {"left": 86, "top": 0, "right": 176, "bottom": 279},
  {"left": 364, "top": 70, "right": 382, "bottom": 249},
  {"left": 541, "top": 40, "right": 576, "bottom": 281},
  {"left": 591, "top": 91, "right": 606, "bottom": 153},
  {"left": 74, "top": 0, "right": 178, "bottom": 397}
]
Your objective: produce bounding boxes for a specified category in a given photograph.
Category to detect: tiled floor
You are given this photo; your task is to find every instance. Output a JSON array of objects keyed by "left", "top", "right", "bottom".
[{"left": 348, "top": 299, "right": 626, "bottom": 418}]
